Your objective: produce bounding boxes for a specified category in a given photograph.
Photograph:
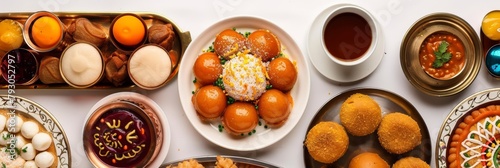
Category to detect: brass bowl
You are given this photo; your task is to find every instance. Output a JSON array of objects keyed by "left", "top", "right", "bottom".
[
  {"left": 400, "top": 13, "right": 482, "bottom": 97},
  {"left": 83, "top": 100, "right": 162, "bottom": 168},
  {"left": 109, "top": 13, "right": 148, "bottom": 54}
]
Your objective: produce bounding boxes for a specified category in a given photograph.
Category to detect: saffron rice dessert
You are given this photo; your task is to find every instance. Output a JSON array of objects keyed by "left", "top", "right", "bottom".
[{"left": 222, "top": 53, "right": 267, "bottom": 101}]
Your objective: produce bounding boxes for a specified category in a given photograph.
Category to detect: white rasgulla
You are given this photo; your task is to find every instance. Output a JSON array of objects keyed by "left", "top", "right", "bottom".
[
  {"left": 32, "top": 133, "right": 52, "bottom": 151},
  {"left": 21, "top": 121, "right": 39, "bottom": 139}
]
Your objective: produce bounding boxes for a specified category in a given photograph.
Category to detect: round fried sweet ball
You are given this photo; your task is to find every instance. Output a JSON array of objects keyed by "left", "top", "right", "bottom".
[
  {"left": 305, "top": 121, "right": 349, "bottom": 164},
  {"left": 193, "top": 52, "right": 222, "bottom": 85},
  {"left": 392, "top": 157, "right": 430, "bottom": 168},
  {"left": 339, "top": 93, "right": 382, "bottom": 136},
  {"left": 214, "top": 29, "right": 245, "bottom": 59},
  {"left": 348, "top": 152, "right": 389, "bottom": 168},
  {"left": 192, "top": 85, "right": 226, "bottom": 120},
  {"left": 378, "top": 113, "right": 422, "bottom": 154},
  {"left": 268, "top": 57, "right": 297, "bottom": 92},
  {"left": 222, "top": 102, "right": 259, "bottom": 135},
  {"left": 246, "top": 29, "right": 281, "bottom": 62},
  {"left": 257, "top": 89, "right": 291, "bottom": 127}
]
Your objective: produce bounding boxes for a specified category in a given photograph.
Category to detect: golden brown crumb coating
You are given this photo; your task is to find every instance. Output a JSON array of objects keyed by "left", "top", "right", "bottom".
[
  {"left": 377, "top": 113, "right": 421, "bottom": 154},
  {"left": 339, "top": 93, "right": 382, "bottom": 136},
  {"left": 215, "top": 155, "right": 237, "bottom": 168},
  {"left": 305, "top": 121, "right": 349, "bottom": 164},
  {"left": 166, "top": 159, "right": 204, "bottom": 168},
  {"left": 392, "top": 157, "right": 430, "bottom": 168}
]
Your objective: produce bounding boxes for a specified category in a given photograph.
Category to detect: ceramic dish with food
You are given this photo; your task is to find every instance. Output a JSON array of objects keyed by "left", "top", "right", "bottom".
[
  {"left": 0, "top": 95, "right": 71, "bottom": 168},
  {"left": 400, "top": 13, "right": 482, "bottom": 97},
  {"left": 303, "top": 88, "right": 431, "bottom": 167},
  {"left": 178, "top": 16, "right": 310, "bottom": 151},
  {"left": 83, "top": 92, "right": 170, "bottom": 168},
  {"left": 162, "top": 155, "right": 279, "bottom": 168},
  {"left": 436, "top": 88, "right": 500, "bottom": 168}
]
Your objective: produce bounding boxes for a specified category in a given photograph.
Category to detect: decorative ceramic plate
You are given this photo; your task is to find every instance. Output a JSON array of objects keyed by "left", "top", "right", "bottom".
[
  {"left": 303, "top": 88, "right": 431, "bottom": 167},
  {"left": 436, "top": 88, "right": 500, "bottom": 168},
  {"left": 0, "top": 95, "right": 71, "bottom": 167},
  {"left": 161, "top": 155, "right": 280, "bottom": 168},
  {"left": 400, "top": 13, "right": 482, "bottom": 97},
  {"left": 178, "top": 16, "right": 311, "bottom": 151}
]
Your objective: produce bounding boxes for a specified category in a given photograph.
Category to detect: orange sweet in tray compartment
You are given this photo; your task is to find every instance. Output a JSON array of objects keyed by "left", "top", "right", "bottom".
[
  {"left": 31, "top": 16, "right": 62, "bottom": 48},
  {"left": 112, "top": 15, "right": 146, "bottom": 47}
]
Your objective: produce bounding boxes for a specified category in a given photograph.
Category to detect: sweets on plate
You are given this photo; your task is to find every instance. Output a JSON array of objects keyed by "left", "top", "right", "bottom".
[
  {"left": 304, "top": 121, "right": 349, "bottom": 164},
  {"left": 339, "top": 93, "right": 382, "bottom": 136},
  {"left": 110, "top": 14, "right": 147, "bottom": 51},
  {"left": 191, "top": 28, "right": 296, "bottom": 135},
  {"left": 0, "top": 109, "right": 58, "bottom": 168},
  {"left": 166, "top": 156, "right": 237, "bottom": 168},
  {"left": 377, "top": 112, "right": 421, "bottom": 154},
  {"left": 192, "top": 85, "right": 227, "bottom": 121}
]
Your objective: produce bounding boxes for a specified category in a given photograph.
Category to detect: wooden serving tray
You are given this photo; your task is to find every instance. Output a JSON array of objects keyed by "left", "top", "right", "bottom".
[{"left": 0, "top": 12, "right": 191, "bottom": 89}]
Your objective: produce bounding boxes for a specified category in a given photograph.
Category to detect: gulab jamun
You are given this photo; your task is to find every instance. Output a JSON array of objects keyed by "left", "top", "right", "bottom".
[
  {"left": 222, "top": 102, "right": 259, "bottom": 135},
  {"left": 257, "top": 89, "right": 290, "bottom": 127},
  {"left": 246, "top": 29, "right": 281, "bottom": 62},
  {"left": 193, "top": 52, "right": 223, "bottom": 85},
  {"left": 268, "top": 57, "right": 297, "bottom": 91},
  {"left": 214, "top": 29, "right": 246, "bottom": 59},
  {"left": 192, "top": 85, "right": 227, "bottom": 120}
]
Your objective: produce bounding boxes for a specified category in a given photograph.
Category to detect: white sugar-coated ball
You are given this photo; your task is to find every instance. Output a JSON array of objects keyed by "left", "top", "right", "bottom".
[
  {"left": 23, "top": 161, "right": 37, "bottom": 168},
  {"left": 34, "top": 151, "right": 54, "bottom": 168},
  {"left": 0, "top": 115, "right": 6, "bottom": 131},
  {"left": 32, "top": 133, "right": 52, "bottom": 151},
  {"left": 21, "top": 121, "right": 39, "bottom": 139},
  {"left": 20, "top": 143, "right": 36, "bottom": 160},
  {"left": 6, "top": 116, "right": 24, "bottom": 133},
  {"left": 14, "top": 135, "right": 27, "bottom": 150},
  {"left": 0, "top": 131, "right": 11, "bottom": 145}
]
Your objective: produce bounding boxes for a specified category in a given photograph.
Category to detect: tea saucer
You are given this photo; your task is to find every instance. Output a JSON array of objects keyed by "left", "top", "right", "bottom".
[{"left": 307, "top": 3, "right": 385, "bottom": 82}]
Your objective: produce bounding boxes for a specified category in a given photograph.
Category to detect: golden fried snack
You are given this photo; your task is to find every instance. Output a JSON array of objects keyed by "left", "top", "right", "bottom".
[
  {"left": 348, "top": 152, "right": 389, "bottom": 168},
  {"left": 392, "top": 157, "right": 430, "bottom": 168},
  {"left": 215, "top": 155, "right": 237, "bottom": 168},
  {"left": 339, "top": 93, "right": 382, "bottom": 136},
  {"left": 377, "top": 113, "right": 421, "bottom": 154},
  {"left": 305, "top": 121, "right": 349, "bottom": 164},
  {"left": 166, "top": 159, "right": 204, "bottom": 168}
]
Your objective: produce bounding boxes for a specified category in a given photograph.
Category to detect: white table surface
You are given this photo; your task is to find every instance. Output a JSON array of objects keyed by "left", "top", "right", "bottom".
[{"left": 2, "top": 0, "right": 500, "bottom": 167}]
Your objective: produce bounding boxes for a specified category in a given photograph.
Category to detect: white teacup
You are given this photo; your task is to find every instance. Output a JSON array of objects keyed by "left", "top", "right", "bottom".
[{"left": 321, "top": 5, "right": 378, "bottom": 67}]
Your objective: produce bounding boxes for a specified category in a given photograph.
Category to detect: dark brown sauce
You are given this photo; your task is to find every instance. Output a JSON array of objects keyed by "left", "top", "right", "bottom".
[
  {"left": 90, "top": 108, "right": 151, "bottom": 167},
  {"left": 323, "top": 12, "right": 372, "bottom": 61}
]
